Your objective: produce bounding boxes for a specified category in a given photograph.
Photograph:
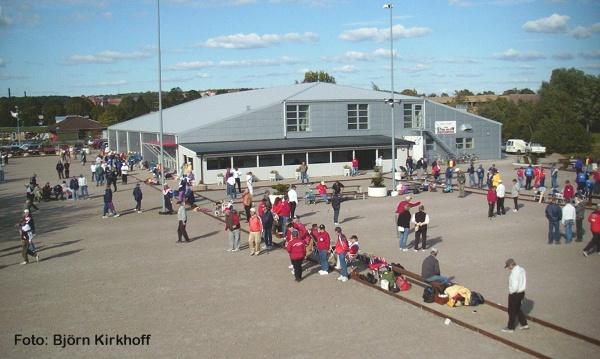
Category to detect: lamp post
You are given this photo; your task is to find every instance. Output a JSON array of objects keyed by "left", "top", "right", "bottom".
[
  {"left": 38, "top": 114, "right": 44, "bottom": 126},
  {"left": 15, "top": 106, "right": 21, "bottom": 146},
  {"left": 157, "top": 0, "right": 166, "bottom": 213},
  {"left": 384, "top": 3, "right": 396, "bottom": 190}
]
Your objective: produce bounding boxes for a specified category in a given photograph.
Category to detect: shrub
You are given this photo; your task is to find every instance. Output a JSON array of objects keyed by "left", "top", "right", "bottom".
[
  {"left": 370, "top": 169, "right": 385, "bottom": 188},
  {"left": 271, "top": 183, "right": 289, "bottom": 194}
]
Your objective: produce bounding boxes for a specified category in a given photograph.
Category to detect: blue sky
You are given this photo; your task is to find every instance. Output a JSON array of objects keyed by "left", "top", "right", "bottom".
[{"left": 0, "top": 0, "right": 598, "bottom": 96}]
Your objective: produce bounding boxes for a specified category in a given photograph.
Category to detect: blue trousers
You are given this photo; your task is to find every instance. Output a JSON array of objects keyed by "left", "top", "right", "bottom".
[
  {"left": 318, "top": 249, "right": 329, "bottom": 272},
  {"left": 399, "top": 227, "right": 410, "bottom": 249},
  {"left": 338, "top": 253, "right": 348, "bottom": 277},
  {"left": 548, "top": 221, "right": 560, "bottom": 243}
]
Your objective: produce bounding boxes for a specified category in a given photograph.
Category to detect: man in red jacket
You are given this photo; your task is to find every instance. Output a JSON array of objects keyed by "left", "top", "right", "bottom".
[
  {"left": 335, "top": 227, "right": 350, "bottom": 282},
  {"left": 396, "top": 195, "right": 421, "bottom": 214},
  {"left": 248, "top": 208, "right": 263, "bottom": 256},
  {"left": 583, "top": 204, "right": 600, "bottom": 256},
  {"left": 315, "top": 224, "right": 331, "bottom": 275},
  {"left": 287, "top": 229, "right": 306, "bottom": 282}
]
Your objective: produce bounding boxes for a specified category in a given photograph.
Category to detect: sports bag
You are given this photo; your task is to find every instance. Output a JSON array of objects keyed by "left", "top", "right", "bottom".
[
  {"left": 396, "top": 275, "right": 411, "bottom": 291},
  {"left": 423, "top": 287, "right": 435, "bottom": 303},
  {"left": 470, "top": 291, "right": 485, "bottom": 306}
]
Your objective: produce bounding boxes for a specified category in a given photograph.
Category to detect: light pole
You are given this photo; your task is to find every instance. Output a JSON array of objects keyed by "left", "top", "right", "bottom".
[
  {"left": 157, "top": 0, "right": 166, "bottom": 213},
  {"left": 384, "top": 3, "right": 396, "bottom": 190},
  {"left": 38, "top": 114, "right": 44, "bottom": 126},
  {"left": 15, "top": 106, "right": 21, "bottom": 146}
]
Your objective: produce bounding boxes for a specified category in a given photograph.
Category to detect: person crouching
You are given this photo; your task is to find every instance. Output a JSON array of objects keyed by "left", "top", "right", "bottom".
[{"left": 287, "top": 229, "right": 306, "bottom": 282}]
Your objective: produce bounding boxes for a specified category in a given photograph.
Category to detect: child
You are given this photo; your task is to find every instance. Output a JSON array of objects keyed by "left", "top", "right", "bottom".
[{"left": 348, "top": 235, "right": 359, "bottom": 262}]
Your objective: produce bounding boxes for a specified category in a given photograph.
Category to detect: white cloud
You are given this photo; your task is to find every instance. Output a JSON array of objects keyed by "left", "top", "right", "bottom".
[
  {"left": 218, "top": 56, "right": 303, "bottom": 67},
  {"left": 202, "top": 32, "right": 318, "bottom": 49},
  {"left": 580, "top": 50, "right": 600, "bottom": 59},
  {"left": 333, "top": 65, "right": 356, "bottom": 73},
  {"left": 553, "top": 52, "right": 574, "bottom": 60},
  {"left": 166, "top": 60, "right": 214, "bottom": 71},
  {"left": 493, "top": 48, "right": 545, "bottom": 61},
  {"left": 0, "top": 5, "right": 13, "bottom": 27},
  {"left": 401, "top": 63, "right": 430, "bottom": 72},
  {"left": 323, "top": 48, "right": 397, "bottom": 63},
  {"left": 569, "top": 23, "right": 600, "bottom": 39},
  {"left": 448, "top": 0, "right": 472, "bottom": 7},
  {"left": 196, "top": 72, "right": 210, "bottom": 78},
  {"left": 339, "top": 24, "right": 431, "bottom": 42},
  {"left": 66, "top": 49, "right": 153, "bottom": 64},
  {"left": 522, "top": 13, "right": 570, "bottom": 33}
]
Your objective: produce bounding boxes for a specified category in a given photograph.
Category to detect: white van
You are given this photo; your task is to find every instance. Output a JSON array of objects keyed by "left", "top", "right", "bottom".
[{"left": 505, "top": 139, "right": 528, "bottom": 154}]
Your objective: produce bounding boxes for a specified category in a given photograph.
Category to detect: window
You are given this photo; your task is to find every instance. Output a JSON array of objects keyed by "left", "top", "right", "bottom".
[
  {"left": 206, "top": 157, "right": 230, "bottom": 170},
  {"left": 378, "top": 149, "right": 392, "bottom": 160},
  {"left": 403, "top": 104, "right": 412, "bottom": 129},
  {"left": 258, "top": 154, "right": 282, "bottom": 167},
  {"left": 403, "top": 103, "right": 422, "bottom": 129},
  {"left": 455, "top": 138, "right": 474, "bottom": 150},
  {"left": 284, "top": 153, "right": 306, "bottom": 166},
  {"left": 308, "top": 152, "right": 330, "bottom": 164},
  {"left": 347, "top": 104, "right": 368, "bottom": 130},
  {"left": 233, "top": 155, "right": 257, "bottom": 168},
  {"left": 331, "top": 150, "right": 353, "bottom": 163},
  {"left": 286, "top": 104, "right": 310, "bottom": 132},
  {"left": 425, "top": 138, "right": 435, "bottom": 151}
]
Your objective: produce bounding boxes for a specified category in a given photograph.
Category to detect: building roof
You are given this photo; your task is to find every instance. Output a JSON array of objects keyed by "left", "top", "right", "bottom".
[
  {"left": 428, "top": 94, "right": 539, "bottom": 105},
  {"left": 108, "top": 82, "right": 418, "bottom": 134},
  {"left": 180, "top": 135, "right": 413, "bottom": 156},
  {"left": 47, "top": 116, "right": 105, "bottom": 132}
]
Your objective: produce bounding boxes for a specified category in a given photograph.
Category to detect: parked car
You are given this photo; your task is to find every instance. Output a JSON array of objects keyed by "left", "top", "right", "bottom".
[
  {"left": 91, "top": 138, "right": 108, "bottom": 149},
  {"left": 42, "top": 145, "right": 57, "bottom": 155},
  {"left": 504, "top": 139, "right": 529, "bottom": 154},
  {"left": 528, "top": 142, "right": 546, "bottom": 154},
  {"left": 22, "top": 143, "right": 43, "bottom": 155}
]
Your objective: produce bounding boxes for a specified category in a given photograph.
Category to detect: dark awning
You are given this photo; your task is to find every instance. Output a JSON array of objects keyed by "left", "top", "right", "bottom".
[{"left": 180, "top": 135, "right": 413, "bottom": 156}]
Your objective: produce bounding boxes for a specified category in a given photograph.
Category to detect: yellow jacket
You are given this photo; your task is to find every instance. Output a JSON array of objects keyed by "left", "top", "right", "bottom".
[
  {"left": 444, "top": 285, "right": 472, "bottom": 307},
  {"left": 492, "top": 173, "right": 502, "bottom": 188}
]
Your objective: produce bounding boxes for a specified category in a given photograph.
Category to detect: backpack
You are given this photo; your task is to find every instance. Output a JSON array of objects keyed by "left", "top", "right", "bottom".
[
  {"left": 423, "top": 287, "right": 435, "bottom": 303},
  {"left": 396, "top": 275, "right": 411, "bottom": 291},
  {"left": 443, "top": 185, "right": 453, "bottom": 193},
  {"left": 470, "top": 291, "right": 485, "bottom": 306}
]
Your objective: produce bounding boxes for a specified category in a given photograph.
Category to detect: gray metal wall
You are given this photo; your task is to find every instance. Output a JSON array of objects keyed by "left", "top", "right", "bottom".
[{"left": 423, "top": 101, "right": 501, "bottom": 160}]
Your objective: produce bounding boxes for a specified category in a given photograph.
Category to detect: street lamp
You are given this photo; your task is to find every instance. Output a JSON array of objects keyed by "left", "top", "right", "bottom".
[
  {"left": 384, "top": 3, "right": 396, "bottom": 189},
  {"left": 38, "top": 114, "right": 44, "bottom": 126},
  {"left": 157, "top": 0, "right": 166, "bottom": 213},
  {"left": 13, "top": 106, "right": 21, "bottom": 146}
]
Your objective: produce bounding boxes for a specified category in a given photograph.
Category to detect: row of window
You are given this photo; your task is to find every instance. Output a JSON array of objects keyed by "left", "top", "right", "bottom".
[
  {"left": 206, "top": 149, "right": 393, "bottom": 170},
  {"left": 425, "top": 137, "right": 475, "bottom": 151},
  {"left": 286, "top": 103, "right": 425, "bottom": 132}
]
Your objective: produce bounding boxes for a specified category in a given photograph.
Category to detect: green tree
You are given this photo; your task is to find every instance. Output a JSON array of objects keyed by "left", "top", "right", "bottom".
[
  {"left": 302, "top": 71, "right": 336, "bottom": 84},
  {"left": 65, "top": 97, "right": 93, "bottom": 116},
  {"left": 90, "top": 105, "right": 105, "bottom": 122},
  {"left": 98, "top": 105, "right": 123, "bottom": 127},
  {"left": 186, "top": 90, "right": 202, "bottom": 101},
  {"left": 400, "top": 88, "right": 419, "bottom": 96},
  {"left": 42, "top": 98, "right": 66, "bottom": 124},
  {"left": 477, "top": 91, "right": 495, "bottom": 95}
]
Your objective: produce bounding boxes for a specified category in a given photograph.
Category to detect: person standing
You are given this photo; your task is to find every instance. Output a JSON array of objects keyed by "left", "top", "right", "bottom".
[
  {"left": 456, "top": 168, "right": 466, "bottom": 198},
  {"left": 247, "top": 208, "right": 263, "bottom": 256},
  {"left": 445, "top": 166, "right": 453, "bottom": 187},
  {"left": 551, "top": 164, "right": 559, "bottom": 190},
  {"left": 315, "top": 224, "right": 331, "bottom": 275},
  {"left": 351, "top": 157, "right": 359, "bottom": 176},
  {"left": 287, "top": 229, "right": 306, "bottom": 282},
  {"left": 332, "top": 180, "right": 344, "bottom": 195},
  {"left": 524, "top": 165, "right": 534, "bottom": 190},
  {"left": 163, "top": 184, "right": 174, "bottom": 213},
  {"left": 226, "top": 175, "right": 236, "bottom": 200},
  {"left": 78, "top": 174, "right": 88, "bottom": 199},
  {"left": 583, "top": 203, "right": 600, "bottom": 256},
  {"left": 411, "top": 205, "right": 429, "bottom": 251},
  {"left": 334, "top": 227, "right": 349, "bottom": 282},
  {"left": 241, "top": 189, "right": 253, "bottom": 222},
  {"left": 102, "top": 186, "right": 119, "bottom": 218},
  {"left": 133, "top": 183, "right": 143, "bottom": 213},
  {"left": 246, "top": 172, "right": 254, "bottom": 195},
  {"left": 95, "top": 163, "right": 105, "bottom": 187},
  {"left": 545, "top": 199, "right": 562, "bottom": 244},
  {"left": 511, "top": 179, "right": 520, "bottom": 212},
  {"left": 563, "top": 180, "right": 574, "bottom": 202},
  {"left": 477, "top": 164, "right": 485, "bottom": 189},
  {"left": 397, "top": 204, "right": 411, "bottom": 252},
  {"left": 467, "top": 163, "right": 476, "bottom": 187},
  {"left": 261, "top": 202, "right": 274, "bottom": 250},
  {"left": 121, "top": 162, "right": 129, "bottom": 184},
  {"left": 80, "top": 150, "right": 87, "bottom": 165},
  {"left": 64, "top": 162, "right": 70, "bottom": 178},
  {"left": 176, "top": 202, "right": 190, "bottom": 243},
  {"left": 502, "top": 259, "right": 529, "bottom": 333},
  {"left": 316, "top": 181, "right": 329, "bottom": 204},
  {"left": 516, "top": 167, "right": 525, "bottom": 189},
  {"left": 331, "top": 193, "right": 342, "bottom": 226},
  {"left": 56, "top": 161, "right": 64, "bottom": 180},
  {"left": 296, "top": 162, "right": 308, "bottom": 184},
  {"left": 575, "top": 196, "right": 585, "bottom": 242},
  {"left": 90, "top": 163, "right": 97, "bottom": 184},
  {"left": 287, "top": 184, "right": 298, "bottom": 218},
  {"left": 487, "top": 186, "right": 497, "bottom": 219},
  {"left": 496, "top": 180, "right": 506, "bottom": 215},
  {"left": 561, "top": 200, "right": 576, "bottom": 243},
  {"left": 224, "top": 207, "right": 241, "bottom": 252},
  {"left": 69, "top": 176, "right": 79, "bottom": 200},
  {"left": 233, "top": 167, "right": 242, "bottom": 193}
]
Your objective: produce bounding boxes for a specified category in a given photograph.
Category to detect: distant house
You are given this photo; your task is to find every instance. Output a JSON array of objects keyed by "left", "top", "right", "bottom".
[
  {"left": 428, "top": 94, "right": 539, "bottom": 114},
  {"left": 47, "top": 116, "right": 105, "bottom": 142}
]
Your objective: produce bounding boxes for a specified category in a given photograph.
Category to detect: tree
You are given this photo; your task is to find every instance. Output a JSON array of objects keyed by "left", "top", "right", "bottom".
[
  {"left": 400, "top": 88, "right": 419, "bottom": 96},
  {"left": 440, "top": 92, "right": 449, "bottom": 97},
  {"left": 455, "top": 89, "right": 474, "bottom": 97},
  {"left": 98, "top": 105, "right": 123, "bottom": 127},
  {"left": 519, "top": 88, "right": 535, "bottom": 94},
  {"left": 427, "top": 93, "right": 437, "bottom": 97},
  {"left": 186, "top": 90, "right": 202, "bottom": 101},
  {"left": 477, "top": 91, "right": 495, "bottom": 95},
  {"left": 41, "top": 98, "right": 66, "bottom": 124},
  {"left": 302, "top": 71, "right": 336, "bottom": 84},
  {"left": 65, "top": 97, "right": 93, "bottom": 116}
]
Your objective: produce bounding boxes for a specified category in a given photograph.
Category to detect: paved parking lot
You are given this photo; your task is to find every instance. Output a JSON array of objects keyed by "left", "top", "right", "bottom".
[{"left": 0, "top": 155, "right": 598, "bottom": 358}]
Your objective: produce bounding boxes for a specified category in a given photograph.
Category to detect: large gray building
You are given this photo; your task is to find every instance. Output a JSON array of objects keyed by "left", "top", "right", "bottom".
[{"left": 107, "top": 82, "right": 501, "bottom": 184}]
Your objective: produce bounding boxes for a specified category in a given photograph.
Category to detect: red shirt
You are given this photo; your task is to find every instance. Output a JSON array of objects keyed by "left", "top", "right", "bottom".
[
  {"left": 396, "top": 200, "right": 421, "bottom": 213},
  {"left": 487, "top": 189, "right": 497, "bottom": 203},
  {"left": 292, "top": 222, "right": 310, "bottom": 244},
  {"left": 257, "top": 202, "right": 266, "bottom": 217},
  {"left": 563, "top": 184, "right": 574, "bottom": 201},
  {"left": 248, "top": 215, "right": 263, "bottom": 232},
  {"left": 278, "top": 200, "right": 291, "bottom": 217},
  {"left": 349, "top": 242, "right": 359, "bottom": 255},
  {"left": 517, "top": 168, "right": 524, "bottom": 178},
  {"left": 335, "top": 234, "right": 349, "bottom": 254},
  {"left": 316, "top": 184, "right": 328, "bottom": 195},
  {"left": 352, "top": 159, "right": 359, "bottom": 168},
  {"left": 287, "top": 237, "right": 306, "bottom": 260},
  {"left": 315, "top": 230, "right": 331, "bottom": 251},
  {"left": 589, "top": 211, "right": 600, "bottom": 234}
]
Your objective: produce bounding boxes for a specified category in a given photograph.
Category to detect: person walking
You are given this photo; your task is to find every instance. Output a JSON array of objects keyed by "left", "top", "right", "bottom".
[
  {"left": 496, "top": 180, "right": 506, "bottom": 215},
  {"left": 241, "top": 189, "right": 253, "bottom": 222},
  {"left": 78, "top": 174, "right": 88, "bottom": 199},
  {"left": 502, "top": 259, "right": 529, "bottom": 333},
  {"left": 288, "top": 184, "right": 298, "bottom": 218},
  {"left": 467, "top": 163, "right": 476, "bottom": 187},
  {"left": 287, "top": 229, "right": 306, "bottom": 282},
  {"left": 583, "top": 203, "right": 600, "bottom": 256},
  {"left": 298, "top": 161, "right": 309, "bottom": 184},
  {"left": 247, "top": 208, "right": 263, "bottom": 256},
  {"left": 18, "top": 217, "right": 39, "bottom": 264},
  {"left": 545, "top": 199, "right": 562, "bottom": 244},
  {"left": 56, "top": 161, "right": 64, "bottom": 180},
  {"left": 224, "top": 207, "right": 241, "bottom": 252},
  {"left": 331, "top": 193, "right": 342, "bottom": 226},
  {"left": 95, "top": 163, "right": 105, "bottom": 187},
  {"left": 511, "top": 179, "right": 520, "bottom": 212},
  {"left": 487, "top": 186, "right": 497, "bottom": 219},
  {"left": 575, "top": 196, "right": 585, "bottom": 242},
  {"left": 133, "top": 183, "right": 143, "bottom": 213},
  {"left": 334, "top": 227, "right": 349, "bottom": 282},
  {"left": 411, "top": 205, "right": 429, "bottom": 251},
  {"left": 64, "top": 162, "right": 70, "bottom": 178},
  {"left": 315, "top": 224, "right": 331, "bottom": 275},
  {"left": 456, "top": 168, "right": 466, "bottom": 198},
  {"left": 102, "top": 186, "right": 119, "bottom": 218},
  {"left": 562, "top": 200, "right": 576, "bottom": 244},
  {"left": 176, "top": 202, "right": 190, "bottom": 243}
]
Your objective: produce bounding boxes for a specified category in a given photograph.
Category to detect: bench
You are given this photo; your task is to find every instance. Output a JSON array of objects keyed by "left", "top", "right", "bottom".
[{"left": 391, "top": 264, "right": 446, "bottom": 294}]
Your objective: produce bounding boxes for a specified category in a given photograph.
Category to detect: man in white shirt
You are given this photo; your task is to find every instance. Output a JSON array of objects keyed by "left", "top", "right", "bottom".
[
  {"left": 90, "top": 163, "right": 97, "bottom": 184},
  {"left": 496, "top": 180, "right": 506, "bottom": 215},
  {"left": 561, "top": 200, "right": 576, "bottom": 243},
  {"left": 121, "top": 163, "right": 129, "bottom": 184},
  {"left": 502, "top": 258, "right": 529, "bottom": 333},
  {"left": 233, "top": 167, "right": 242, "bottom": 193},
  {"left": 288, "top": 184, "right": 298, "bottom": 218},
  {"left": 78, "top": 174, "right": 88, "bottom": 199},
  {"left": 246, "top": 172, "right": 254, "bottom": 195},
  {"left": 226, "top": 175, "right": 236, "bottom": 200}
]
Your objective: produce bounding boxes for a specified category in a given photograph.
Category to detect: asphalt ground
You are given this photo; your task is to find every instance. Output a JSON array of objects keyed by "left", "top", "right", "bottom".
[{"left": 0, "top": 155, "right": 598, "bottom": 358}]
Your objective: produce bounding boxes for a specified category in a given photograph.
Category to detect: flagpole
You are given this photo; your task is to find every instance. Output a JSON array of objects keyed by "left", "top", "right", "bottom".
[{"left": 157, "top": 0, "right": 166, "bottom": 213}]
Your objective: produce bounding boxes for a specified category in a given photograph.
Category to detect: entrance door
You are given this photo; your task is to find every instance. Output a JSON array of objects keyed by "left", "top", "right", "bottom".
[{"left": 355, "top": 149, "right": 376, "bottom": 170}]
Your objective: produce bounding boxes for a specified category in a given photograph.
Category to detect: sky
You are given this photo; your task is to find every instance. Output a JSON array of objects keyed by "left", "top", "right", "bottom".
[{"left": 0, "top": 0, "right": 598, "bottom": 97}]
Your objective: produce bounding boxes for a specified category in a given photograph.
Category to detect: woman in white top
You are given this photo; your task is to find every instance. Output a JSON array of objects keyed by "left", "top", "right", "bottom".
[{"left": 246, "top": 172, "right": 254, "bottom": 195}]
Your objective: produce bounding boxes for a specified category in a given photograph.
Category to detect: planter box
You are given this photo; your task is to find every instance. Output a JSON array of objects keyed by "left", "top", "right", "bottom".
[{"left": 368, "top": 187, "right": 387, "bottom": 197}]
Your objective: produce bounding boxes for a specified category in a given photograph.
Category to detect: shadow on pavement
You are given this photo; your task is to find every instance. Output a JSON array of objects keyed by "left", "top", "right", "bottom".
[
  {"left": 41, "top": 249, "right": 83, "bottom": 262},
  {"left": 188, "top": 230, "right": 220, "bottom": 242}
]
